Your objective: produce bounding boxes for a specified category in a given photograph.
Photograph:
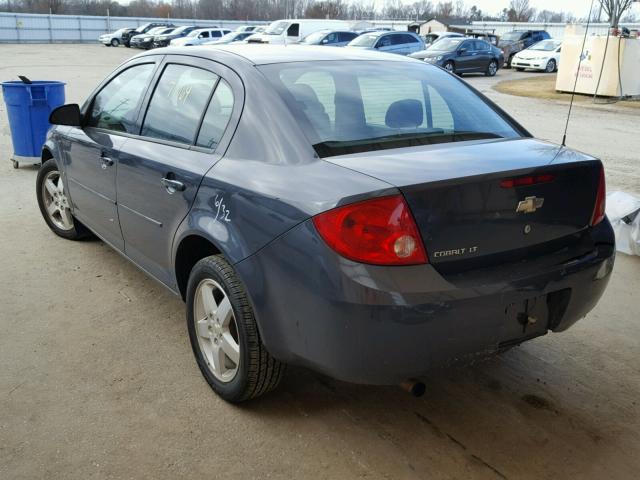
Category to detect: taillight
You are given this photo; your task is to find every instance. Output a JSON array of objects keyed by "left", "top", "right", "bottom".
[
  {"left": 590, "top": 166, "right": 606, "bottom": 226},
  {"left": 312, "top": 195, "right": 428, "bottom": 266},
  {"left": 500, "top": 174, "right": 555, "bottom": 188}
]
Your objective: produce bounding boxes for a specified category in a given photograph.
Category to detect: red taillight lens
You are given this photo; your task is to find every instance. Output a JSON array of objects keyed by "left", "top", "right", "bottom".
[
  {"left": 312, "top": 195, "right": 428, "bottom": 266},
  {"left": 500, "top": 174, "right": 555, "bottom": 188},
  {"left": 590, "top": 166, "right": 606, "bottom": 226}
]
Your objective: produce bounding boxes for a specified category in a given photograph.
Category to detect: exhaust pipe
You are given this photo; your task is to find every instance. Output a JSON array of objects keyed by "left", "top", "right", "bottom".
[{"left": 400, "top": 379, "right": 426, "bottom": 397}]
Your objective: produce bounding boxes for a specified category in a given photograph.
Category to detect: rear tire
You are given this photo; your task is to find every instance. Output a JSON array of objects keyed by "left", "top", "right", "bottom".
[
  {"left": 36, "top": 159, "right": 90, "bottom": 240},
  {"left": 186, "top": 255, "right": 285, "bottom": 402},
  {"left": 486, "top": 59, "right": 498, "bottom": 77}
]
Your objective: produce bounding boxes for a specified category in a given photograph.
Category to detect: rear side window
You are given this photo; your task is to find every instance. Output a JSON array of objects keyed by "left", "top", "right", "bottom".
[
  {"left": 339, "top": 32, "right": 357, "bottom": 42},
  {"left": 211, "top": 31, "right": 221, "bottom": 38},
  {"left": 401, "top": 34, "right": 419, "bottom": 44},
  {"left": 88, "top": 63, "right": 154, "bottom": 133},
  {"left": 196, "top": 80, "right": 234, "bottom": 149},
  {"left": 141, "top": 64, "right": 217, "bottom": 144}
]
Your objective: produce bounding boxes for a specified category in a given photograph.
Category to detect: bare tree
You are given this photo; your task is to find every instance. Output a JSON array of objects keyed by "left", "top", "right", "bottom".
[
  {"left": 598, "top": 0, "right": 635, "bottom": 27},
  {"left": 507, "top": 0, "right": 535, "bottom": 22}
]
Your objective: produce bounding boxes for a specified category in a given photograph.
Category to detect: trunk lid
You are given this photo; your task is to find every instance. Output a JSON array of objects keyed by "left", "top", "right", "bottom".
[{"left": 325, "top": 138, "right": 602, "bottom": 271}]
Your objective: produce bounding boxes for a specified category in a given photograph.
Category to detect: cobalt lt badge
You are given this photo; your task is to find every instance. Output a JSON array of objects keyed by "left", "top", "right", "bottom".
[{"left": 516, "top": 196, "right": 544, "bottom": 214}]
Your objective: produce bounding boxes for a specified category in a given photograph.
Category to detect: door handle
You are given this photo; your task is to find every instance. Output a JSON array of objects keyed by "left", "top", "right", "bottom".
[
  {"left": 161, "top": 177, "right": 185, "bottom": 193},
  {"left": 100, "top": 156, "right": 114, "bottom": 168}
]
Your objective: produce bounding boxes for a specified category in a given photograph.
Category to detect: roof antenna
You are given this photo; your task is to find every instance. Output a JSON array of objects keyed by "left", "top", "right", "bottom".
[{"left": 562, "top": 0, "right": 596, "bottom": 147}]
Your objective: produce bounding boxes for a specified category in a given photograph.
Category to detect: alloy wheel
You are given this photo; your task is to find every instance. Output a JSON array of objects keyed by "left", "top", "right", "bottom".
[
  {"left": 193, "top": 279, "right": 240, "bottom": 382},
  {"left": 41, "top": 170, "right": 74, "bottom": 231},
  {"left": 444, "top": 62, "right": 454, "bottom": 72},
  {"left": 546, "top": 60, "right": 556, "bottom": 73}
]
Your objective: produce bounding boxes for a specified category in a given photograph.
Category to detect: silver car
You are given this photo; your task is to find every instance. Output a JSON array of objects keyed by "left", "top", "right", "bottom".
[{"left": 347, "top": 31, "right": 425, "bottom": 55}]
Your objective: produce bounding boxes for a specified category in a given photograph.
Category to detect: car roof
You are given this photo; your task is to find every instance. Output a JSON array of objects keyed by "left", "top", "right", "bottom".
[{"left": 140, "top": 44, "right": 416, "bottom": 65}]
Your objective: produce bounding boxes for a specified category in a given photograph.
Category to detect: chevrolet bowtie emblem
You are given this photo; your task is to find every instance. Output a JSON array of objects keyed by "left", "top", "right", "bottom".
[{"left": 516, "top": 196, "right": 544, "bottom": 214}]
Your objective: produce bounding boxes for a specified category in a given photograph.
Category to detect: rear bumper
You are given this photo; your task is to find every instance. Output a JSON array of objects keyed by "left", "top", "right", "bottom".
[{"left": 236, "top": 219, "right": 615, "bottom": 384}]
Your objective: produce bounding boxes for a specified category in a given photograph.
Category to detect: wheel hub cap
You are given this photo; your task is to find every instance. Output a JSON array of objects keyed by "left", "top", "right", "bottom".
[
  {"left": 194, "top": 279, "right": 240, "bottom": 383},
  {"left": 42, "top": 170, "right": 74, "bottom": 231}
]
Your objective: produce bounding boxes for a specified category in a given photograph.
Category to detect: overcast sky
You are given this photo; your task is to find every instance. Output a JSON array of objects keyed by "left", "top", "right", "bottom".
[{"left": 405, "top": 1, "right": 640, "bottom": 18}]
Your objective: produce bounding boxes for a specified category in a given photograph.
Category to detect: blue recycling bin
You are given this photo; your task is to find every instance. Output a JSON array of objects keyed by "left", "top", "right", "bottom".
[{"left": 1, "top": 80, "right": 65, "bottom": 168}]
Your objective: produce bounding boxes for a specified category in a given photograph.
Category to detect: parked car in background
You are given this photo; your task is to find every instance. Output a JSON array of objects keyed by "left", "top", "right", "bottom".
[
  {"left": 153, "top": 25, "right": 198, "bottom": 48},
  {"left": 423, "top": 31, "right": 463, "bottom": 46},
  {"left": 247, "top": 19, "right": 349, "bottom": 44},
  {"left": 300, "top": 29, "right": 359, "bottom": 47},
  {"left": 98, "top": 27, "right": 136, "bottom": 47},
  {"left": 512, "top": 39, "right": 562, "bottom": 72},
  {"left": 38, "top": 45, "right": 614, "bottom": 402},
  {"left": 235, "top": 25, "right": 261, "bottom": 32},
  {"left": 347, "top": 31, "right": 425, "bottom": 55},
  {"left": 499, "top": 30, "right": 551, "bottom": 67},
  {"left": 204, "top": 31, "right": 254, "bottom": 45},
  {"left": 410, "top": 37, "right": 503, "bottom": 76},
  {"left": 465, "top": 31, "right": 499, "bottom": 46},
  {"left": 130, "top": 26, "right": 175, "bottom": 49},
  {"left": 125, "top": 22, "right": 174, "bottom": 47},
  {"left": 171, "top": 28, "right": 232, "bottom": 46}
]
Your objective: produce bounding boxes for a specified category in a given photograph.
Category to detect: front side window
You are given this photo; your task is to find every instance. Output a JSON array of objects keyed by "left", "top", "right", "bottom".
[
  {"left": 141, "top": 64, "right": 218, "bottom": 144},
  {"left": 199, "top": 31, "right": 210, "bottom": 38},
  {"left": 261, "top": 61, "right": 520, "bottom": 157},
  {"left": 196, "top": 80, "right": 234, "bottom": 149},
  {"left": 88, "top": 63, "right": 155, "bottom": 133},
  {"left": 287, "top": 23, "right": 300, "bottom": 37}
]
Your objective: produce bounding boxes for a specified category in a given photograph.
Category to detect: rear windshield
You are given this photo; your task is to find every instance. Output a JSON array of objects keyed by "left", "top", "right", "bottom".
[{"left": 260, "top": 61, "right": 521, "bottom": 158}]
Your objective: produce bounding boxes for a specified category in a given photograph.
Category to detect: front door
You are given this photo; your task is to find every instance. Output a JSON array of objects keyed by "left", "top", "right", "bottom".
[
  {"left": 115, "top": 57, "right": 240, "bottom": 287},
  {"left": 456, "top": 40, "right": 477, "bottom": 72},
  {"left": 64, "top": 62, "right": 157, "bottom": 249}
]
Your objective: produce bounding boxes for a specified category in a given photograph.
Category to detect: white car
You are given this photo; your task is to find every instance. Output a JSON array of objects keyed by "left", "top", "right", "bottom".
[
  {"left": 98, "top": 27, "right": 133, "bottom": 47},
  {"left": 512, "top": 39, "right": 562, "bottom": 73},
  {"left": 170, "top": 28, "right": 232, "bottom": 46}
]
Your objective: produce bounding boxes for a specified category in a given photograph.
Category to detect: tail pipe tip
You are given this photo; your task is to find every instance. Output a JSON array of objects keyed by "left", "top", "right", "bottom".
[{"left": 400, "top": 379, "right": 426, "bottom": 397}]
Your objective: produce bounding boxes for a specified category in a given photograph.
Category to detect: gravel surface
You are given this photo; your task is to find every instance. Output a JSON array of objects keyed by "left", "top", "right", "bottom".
[{"left": 1, "top": 44, "right": 639, "bottom": 480}]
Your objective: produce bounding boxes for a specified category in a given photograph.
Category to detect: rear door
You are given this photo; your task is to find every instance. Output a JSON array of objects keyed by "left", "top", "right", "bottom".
[
  {"left": 64, "top": 60, "right": 158, "bottom": 250},
  {"left": 473, "top": 40, "right": 492, "bottom": 71},
  {"left": 115, "top": 56, "right": 242, "bottom": 286}
]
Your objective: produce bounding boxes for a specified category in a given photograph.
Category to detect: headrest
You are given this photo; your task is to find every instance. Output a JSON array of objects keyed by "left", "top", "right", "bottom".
[{"left": 385, "top": 99, "right": 423, "bottom": 128}]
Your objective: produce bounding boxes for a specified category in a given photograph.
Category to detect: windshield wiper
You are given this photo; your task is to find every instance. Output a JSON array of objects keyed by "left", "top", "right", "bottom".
[{"left": 313, "top": 131, "right": 503, "bottom": 158}]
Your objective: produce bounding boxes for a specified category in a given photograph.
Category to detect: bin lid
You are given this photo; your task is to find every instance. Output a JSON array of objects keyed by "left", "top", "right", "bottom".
[{"left": 1, "top": 80, "right": 66, "bottom": 88}]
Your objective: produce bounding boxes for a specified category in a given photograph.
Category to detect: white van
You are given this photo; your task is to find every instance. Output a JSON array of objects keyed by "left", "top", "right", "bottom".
[{"left": 246, "top": 19, "right": 350, "bottom": 44}]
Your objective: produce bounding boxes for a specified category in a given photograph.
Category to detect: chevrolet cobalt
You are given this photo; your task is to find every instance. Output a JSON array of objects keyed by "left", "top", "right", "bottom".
[{"left": 37, "top": 46, "right": 615, "bottom": 402}]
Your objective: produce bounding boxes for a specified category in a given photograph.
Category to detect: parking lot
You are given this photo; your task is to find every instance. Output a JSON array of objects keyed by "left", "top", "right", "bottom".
[{"left": 1, "top": 44, "right": 639, "bottom": 479}]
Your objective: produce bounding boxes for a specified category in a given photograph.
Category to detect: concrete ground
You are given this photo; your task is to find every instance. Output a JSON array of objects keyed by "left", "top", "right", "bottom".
[{"left": 1, "top": 45, "right": 639, "bottom": 480}]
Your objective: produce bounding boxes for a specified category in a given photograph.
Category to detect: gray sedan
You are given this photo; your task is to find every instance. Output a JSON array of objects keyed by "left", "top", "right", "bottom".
[
  {"left": 38, "top": 45, "right": 614, "bottom": 402},
  {"left": 347, "top": 30, "right": 425, "bottom": 55}
]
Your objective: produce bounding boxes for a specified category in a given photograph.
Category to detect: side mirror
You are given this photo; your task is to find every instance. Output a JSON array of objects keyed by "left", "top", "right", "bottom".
[
  {"left": 321, "top": 38, "right": 329, "bottom": 44},
  {"left": 49, "top": 104, "right": 82, "bottom": 127},
  {"left": 459, "top": 48, "right": 467, "bottom": 54}
]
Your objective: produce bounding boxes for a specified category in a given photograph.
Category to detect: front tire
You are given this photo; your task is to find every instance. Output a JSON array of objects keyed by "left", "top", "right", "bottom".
[
  {"left": 110, "top": 38, "right": 119, "bottom": 47},
  {"left": 443, "top": 61, "right": 455, "bottom": 74},
  {"left": 36, "top": 159, "right": 89, "bottom": 240},
  {"left": 545, "top": 59, "right": 557, "bottom": 73},
  {"left": 186, "top": 255, "right": 285, "bottom": 402},
  {"left": 515, "top": 67, "right": 525, "bottom": 72}
]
